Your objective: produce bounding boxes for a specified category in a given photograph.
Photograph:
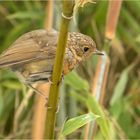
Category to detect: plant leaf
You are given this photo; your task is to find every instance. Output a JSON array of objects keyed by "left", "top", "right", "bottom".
[
  {"left": 60, "top": 112, "right": 99, "bottom": 137},
  {"left": 6, "top": 11, "right": 41, "bottom": 20},
  {"left": 86, "top": 95, "right": 111, "bottom": 139},
  {"left": 65, "top": 71, "right": 89, "bottom": 91},
  {"left": 110, "top": 68, "right": 129, "bottom": 106},
  {"left": 1, "top": 80, "right": 22, "bottom": 90}
]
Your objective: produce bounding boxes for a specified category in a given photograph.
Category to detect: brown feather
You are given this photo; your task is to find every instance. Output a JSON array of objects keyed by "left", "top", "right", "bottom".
[{"left": 0, "top": 29, "right": 58, "bottom": 68}]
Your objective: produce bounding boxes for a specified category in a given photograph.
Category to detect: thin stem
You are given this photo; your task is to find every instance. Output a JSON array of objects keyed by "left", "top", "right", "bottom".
[
  {"left": 105, "top": 0, "right": 123, "bottom": 40},
  {"left": 45, "top": 1, "right": 74, "bottom": 139},
  {"left": 44, "top": 0, "right": 54, "bottom": 30}
]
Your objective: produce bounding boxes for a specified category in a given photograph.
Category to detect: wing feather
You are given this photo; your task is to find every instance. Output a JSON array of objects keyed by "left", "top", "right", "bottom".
[{"left": 0, "top": 29, "right": 57, "bottom": 68}]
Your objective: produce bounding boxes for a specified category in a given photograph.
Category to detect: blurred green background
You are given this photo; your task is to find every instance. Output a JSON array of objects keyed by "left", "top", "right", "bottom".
[{"left": 0, "top": 1, "right": 140, "bottom": 139}]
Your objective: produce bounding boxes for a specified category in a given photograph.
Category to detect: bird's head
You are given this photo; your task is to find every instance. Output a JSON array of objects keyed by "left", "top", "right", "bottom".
[{"left": 68, "top": 32, "right": 104, "bottom": 61}]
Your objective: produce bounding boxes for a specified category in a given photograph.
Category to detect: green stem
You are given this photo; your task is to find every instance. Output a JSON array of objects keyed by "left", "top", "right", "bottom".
[{"left": 45, "top": 1, "right": 74, "bottom": 139}]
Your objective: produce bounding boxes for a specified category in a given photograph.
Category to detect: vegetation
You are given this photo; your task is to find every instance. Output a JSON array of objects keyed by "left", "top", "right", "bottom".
[{"left": 0, "top": 1, "right": 139, "bottom": 139}]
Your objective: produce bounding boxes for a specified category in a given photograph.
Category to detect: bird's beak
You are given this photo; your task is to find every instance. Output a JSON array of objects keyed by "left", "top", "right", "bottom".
[{"left": 93, "top": 49, "right": 104, "bottom": 55}]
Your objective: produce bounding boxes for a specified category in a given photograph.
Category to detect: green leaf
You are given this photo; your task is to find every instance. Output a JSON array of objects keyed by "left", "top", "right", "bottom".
[
  {"left": 6, "top": 11, "right": 42, "bottom": 20},
  {"left": 110, "top": 68, "right": 129, "bottom": 106},
  {"left": 65, "top": 71, "right": 89, "bottom": 91},
  {"left": 3, "top": 22, "right": 30, "bottom": 48},
  {"left": 70, "top": 91, "right": 87, "bottom": 103},
  {"left": 121, "top": 8, "right": 140, "bottom": 33},
  {"left": 0, "top": 94, "right": 4, "bottom": 120},
  {"left": 1, "top": 80, "right": 22, "bottom": 90},
  {"left": 0, "top": 70, "right": 17, "bottom": 80},
  {"left": 118, "top": 24, "right": 140, "bottom": 54},
  {"left": 109, "top": 98, "right": 124, "bottom": 119},
  {"left": 86, "top": 95, "right": 111, "bottom": 139},
  {"left": 60, "top": 112, "right": 99, "bottom": 137}
]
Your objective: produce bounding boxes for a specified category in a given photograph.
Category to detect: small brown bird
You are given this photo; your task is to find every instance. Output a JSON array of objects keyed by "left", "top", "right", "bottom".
[{"left": 0, "top": 29, "right": 103, "bottom": 96}]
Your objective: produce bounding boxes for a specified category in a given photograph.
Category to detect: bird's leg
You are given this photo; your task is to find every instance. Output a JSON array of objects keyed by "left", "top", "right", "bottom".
[
  {"left": 57, "top": 74, "right": 64, "bottom": 86},
  {"left": 48, "top": 78, "right": 53, "bottom": 85},
  {"left": 15, "top": 71, "right": 48, "bottom": 101},
  {"left": 44, "top": 75, "right": 63, "bottom": 111},
  {"left": 27, "top": 84, "right": 48, "bottom": 101}
]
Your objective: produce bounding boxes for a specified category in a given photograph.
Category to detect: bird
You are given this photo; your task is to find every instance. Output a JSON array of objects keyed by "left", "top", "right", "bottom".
[{"left": 0, "top": 29, "right": 103, "bottom": 98}]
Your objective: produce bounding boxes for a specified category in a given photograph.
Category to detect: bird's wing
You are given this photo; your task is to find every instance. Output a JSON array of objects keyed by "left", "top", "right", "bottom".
[{"left": 0, "top": 29, "right": 58, "bottom": 68}]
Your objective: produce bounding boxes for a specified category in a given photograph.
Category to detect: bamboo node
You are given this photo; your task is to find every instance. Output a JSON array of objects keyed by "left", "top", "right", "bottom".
[{"left": 61, "top": 12, "right": 73, "bottom": 20}]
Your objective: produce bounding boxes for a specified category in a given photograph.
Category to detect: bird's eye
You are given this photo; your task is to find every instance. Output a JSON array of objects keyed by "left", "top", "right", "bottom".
[{"left": 84, "top": 47, "right": 89, "bottom": 52}]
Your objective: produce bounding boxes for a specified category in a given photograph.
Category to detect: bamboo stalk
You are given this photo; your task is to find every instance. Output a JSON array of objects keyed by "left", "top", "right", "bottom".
[
  {"left": 84, "top": 54, "right": 110, "bottom": 140},
  {"left": 84, "top": 1, "right": 122, "bottom": 139},
  {"left": 32, "top": 83, "right": 50, "bottom": 139},
  {"left": 104, "top": 0, "right": 122, "bottom": 54},
  {"left": 85, "top": 0, "right": 122, "bottom": 138},
  {"left": 105, "top": 0, "right": 123, "bottom": 40},
  {"left": 90, "top": 56, "right": 111, "bottom": 138},
  {"left": 45, "top": 1, "right": 74, "bottom": 139},
  {"left": 92, "top": 54, "right": 110, "bottom": 104},
  {"left": 44, "top": 0, "right": 54, "bottom": 30}
]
